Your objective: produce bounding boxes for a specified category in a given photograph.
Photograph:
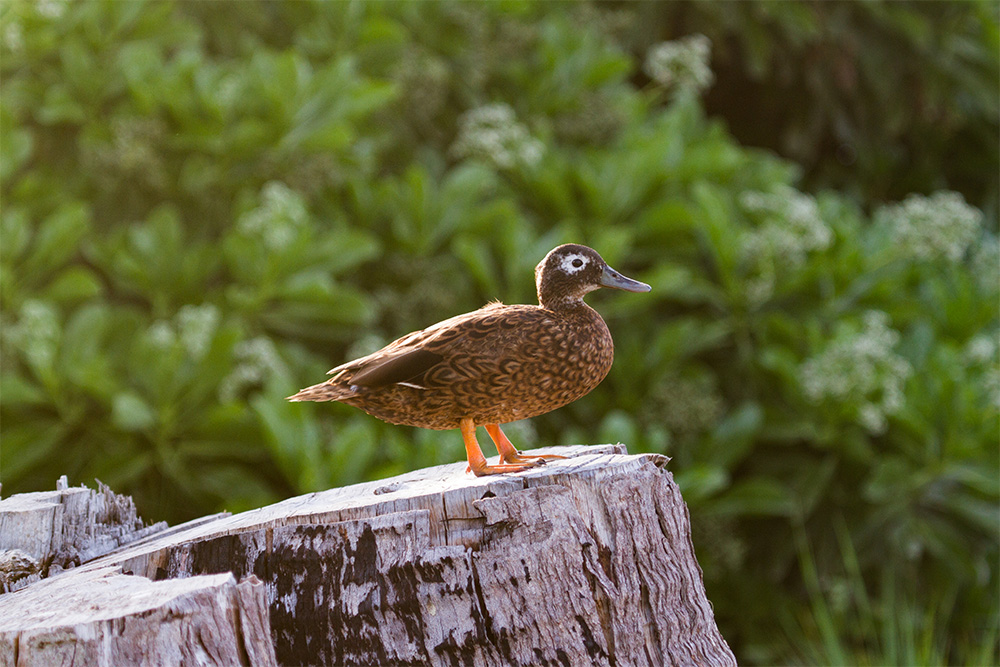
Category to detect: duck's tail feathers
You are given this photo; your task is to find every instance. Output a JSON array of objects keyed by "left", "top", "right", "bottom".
[{"left": 286, "top": 381, "right": 355, "bottom": 402}]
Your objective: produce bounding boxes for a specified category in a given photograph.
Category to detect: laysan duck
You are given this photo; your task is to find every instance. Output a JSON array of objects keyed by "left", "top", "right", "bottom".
[{"left": 288, "top": 243, "right": 650, "bottom": 475}]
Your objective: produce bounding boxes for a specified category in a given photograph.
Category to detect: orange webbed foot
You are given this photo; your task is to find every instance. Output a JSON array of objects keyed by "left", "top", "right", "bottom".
[
  {"left": 485, "top": 424, "right": 566, "bottom": 466},
  {"left": 461, "top": 418, "right": 540, "bottom": 476}
]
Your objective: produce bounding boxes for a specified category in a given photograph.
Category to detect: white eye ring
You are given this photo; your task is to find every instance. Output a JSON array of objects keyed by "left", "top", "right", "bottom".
[{"left": 560, "top": 254, "right": 588, "bottom": 274}]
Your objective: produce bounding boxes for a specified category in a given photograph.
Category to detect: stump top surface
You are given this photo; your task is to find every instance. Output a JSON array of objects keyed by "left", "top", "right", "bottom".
[
  {"left": 69, "top": 444, "right": 665, "bottom": 570},
  {"left": 190, "top": 443, "right": 642, "bottom": 528},
  {"left": 0, "top": 566, "right": 237, "bottom": 631}
]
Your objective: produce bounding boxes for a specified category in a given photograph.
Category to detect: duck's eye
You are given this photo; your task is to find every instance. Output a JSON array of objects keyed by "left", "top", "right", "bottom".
[{"left": 572, "top": 259, "right": 584, "bottom": 268}]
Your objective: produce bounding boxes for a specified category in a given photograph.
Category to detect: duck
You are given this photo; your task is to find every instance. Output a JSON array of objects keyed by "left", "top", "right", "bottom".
[{"left": 287, "top": 243, "right": 650, "bottom": 475}]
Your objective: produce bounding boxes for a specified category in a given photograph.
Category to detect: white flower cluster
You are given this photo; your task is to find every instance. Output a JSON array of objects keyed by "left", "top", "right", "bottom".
[
  {"left": 740, "top": 187, "right": 832, "bottom": 265},
  {"left": 800, "top": 311, "right": 912, "bottom": 434},
  {"left": 964, "top": 331, "right": 1000, "bottom": 410},
  {"left": 146, "top": 304, "right": 220, "bottom": 360},
  {"left": 7, "top": 300, "right": 60, "bottom": 370},
  {"left": 964, "top": 332, "right": 998, "bottom": 366},
  {"left": 875, "top": 191, "right": 982, "bottom": 262},
  {"left": 219, "top": 337, "right": 285, "bottom": 403},
  {"left": 3, "top": 21, "right": 23, "bottom": 52},
  {"left": 451, "top": 104, "right": 544, "bottom": 169},
  {"left": 393, "top": 53, "right": 449, "bottom": 123},
  {"left": 176, "top": 304, "right": 220, "bottom": 359},
  {"left": 36, "top": 0, "right": 67, "bottom": 19},
  {"left": 970, "top": 233, "right": 999, "bottom": 293},
  {"left": 146, "top": 320, "right": 176, "bottom": 349},
  {"left": 644, "top": 34, "right": 714, "bottom": 91},
  {"left": 112, "top": 118, "right": 165, "bottom": 177},
  {"left": 237, "top": 181, "right": 309, "bottom": 250},
  {"left": 80, "top": 118, "right": 167, "bottom": 190},
  {"left": 739, "top": 186, "right": 832, "bottom": 304}
]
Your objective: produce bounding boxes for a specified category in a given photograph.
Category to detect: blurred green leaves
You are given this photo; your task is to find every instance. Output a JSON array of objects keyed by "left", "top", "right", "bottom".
[
  {"left": 1, "top": 2, "right": 996, "bottom": 665},
  {"left": 631, "top": 0, "right": 1000, "bottom": 212}
]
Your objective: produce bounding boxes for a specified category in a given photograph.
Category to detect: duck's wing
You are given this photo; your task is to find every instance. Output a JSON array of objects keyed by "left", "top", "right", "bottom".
[
  {"left": 328, "top": 304, "right": 542, "bottom": 390},
  {"left": 337, "top": 347, "right": 443, "bottom": 389}
]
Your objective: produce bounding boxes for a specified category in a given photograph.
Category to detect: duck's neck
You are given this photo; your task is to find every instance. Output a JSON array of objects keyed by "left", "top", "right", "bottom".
[
  {"left": 538, "top": 294, "right": 594, "bottom": 314},
  {"left": 537, "top": 281, "right": 600, "bottom": 311}
]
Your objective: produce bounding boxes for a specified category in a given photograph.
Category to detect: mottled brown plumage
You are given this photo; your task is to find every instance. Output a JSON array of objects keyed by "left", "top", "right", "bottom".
[{"left": 288, "top": 244, "right": 650, "bottom": 475}]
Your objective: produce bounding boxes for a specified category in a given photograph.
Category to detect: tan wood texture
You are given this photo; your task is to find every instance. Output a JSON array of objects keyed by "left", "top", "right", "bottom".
[{"left": 0, "top": 445, "right": 735, "bottom": 666}]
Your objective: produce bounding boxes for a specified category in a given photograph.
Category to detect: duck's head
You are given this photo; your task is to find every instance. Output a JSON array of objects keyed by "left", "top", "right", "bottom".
[{"left": 535, "top": 243, "right": 650, "bottom": 309}]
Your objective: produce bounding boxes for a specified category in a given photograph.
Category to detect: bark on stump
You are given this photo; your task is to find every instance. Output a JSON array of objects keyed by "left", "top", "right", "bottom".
[{"left": 0, "top": 444, "right": 736, "bottom": 666}]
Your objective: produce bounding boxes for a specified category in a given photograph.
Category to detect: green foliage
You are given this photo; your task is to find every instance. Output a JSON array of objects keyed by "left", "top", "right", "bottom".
[
  {"left": 625, "top": 0, "right": 1000, "bottom": 213},
  {"left": 784, "top": 518, "right": 999, "bottom": 666},
  {"left": 1, "top": 2, "right": 996, "bottom": 665}
]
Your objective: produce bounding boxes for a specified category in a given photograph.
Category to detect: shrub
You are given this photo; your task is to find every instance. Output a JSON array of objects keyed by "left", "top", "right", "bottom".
[
  {"left": 2, "top": 2, "right": 996, "bottom": 664},
  {"left": 621, "top": 0, "right": 1000, "bottom": 214}
]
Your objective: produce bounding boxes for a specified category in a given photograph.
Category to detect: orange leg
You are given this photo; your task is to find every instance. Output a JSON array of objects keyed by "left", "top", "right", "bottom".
[
  {"left": 461, "top": 418, "right": 541, "bottom": 476},
  {"left": 485, "top": 423, "right": 566, "bottom": 465}
]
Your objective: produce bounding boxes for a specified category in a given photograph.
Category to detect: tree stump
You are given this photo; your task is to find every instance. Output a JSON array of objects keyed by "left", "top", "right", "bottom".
[
  {"left": 0, "top": 475, "right": 170, "bottom": 593},
  {"left": 0, "top": 444, "right": 736, "bottom": 666}
]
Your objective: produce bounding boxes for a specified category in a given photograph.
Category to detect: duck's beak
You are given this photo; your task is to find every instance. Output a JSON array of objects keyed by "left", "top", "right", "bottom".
[{"left": 599, "top": 265, "right": 651, "bottom": 292}]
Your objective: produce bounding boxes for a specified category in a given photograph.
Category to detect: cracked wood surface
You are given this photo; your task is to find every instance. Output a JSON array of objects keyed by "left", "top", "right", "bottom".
[
  {"left": 0, "top": 568, "right": 276, "bottom": 667},
  {"left": 0, "top": 476, "right": 168, "bottom": 593},
  {"left": 0, "top": 444, "right": 736, "bottom": 666}
]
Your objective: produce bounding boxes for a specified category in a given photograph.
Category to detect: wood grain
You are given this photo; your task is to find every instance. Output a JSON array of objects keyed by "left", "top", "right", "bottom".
[{"left": 1, "top": 445, "right": 736, "bottom": 666}]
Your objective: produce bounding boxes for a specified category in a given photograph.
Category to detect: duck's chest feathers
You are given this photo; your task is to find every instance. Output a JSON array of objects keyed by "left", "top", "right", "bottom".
[
  {"left": 520, "top": 304, "right": 614, "bottom": 401},
  {"left": 546, "top": 306, "right": 612, "bottom": 368}
]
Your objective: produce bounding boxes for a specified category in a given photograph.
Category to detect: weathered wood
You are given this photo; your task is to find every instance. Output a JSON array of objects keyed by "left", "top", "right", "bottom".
[
  {"left": 0, "top": 476, "right": 168, "bottom": 593},
  {"left": 0, "top": 445, "right": 736, "bottom": 666},
  {"left": 0, "top": 567, "right": 276, "bottom": 667}
]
